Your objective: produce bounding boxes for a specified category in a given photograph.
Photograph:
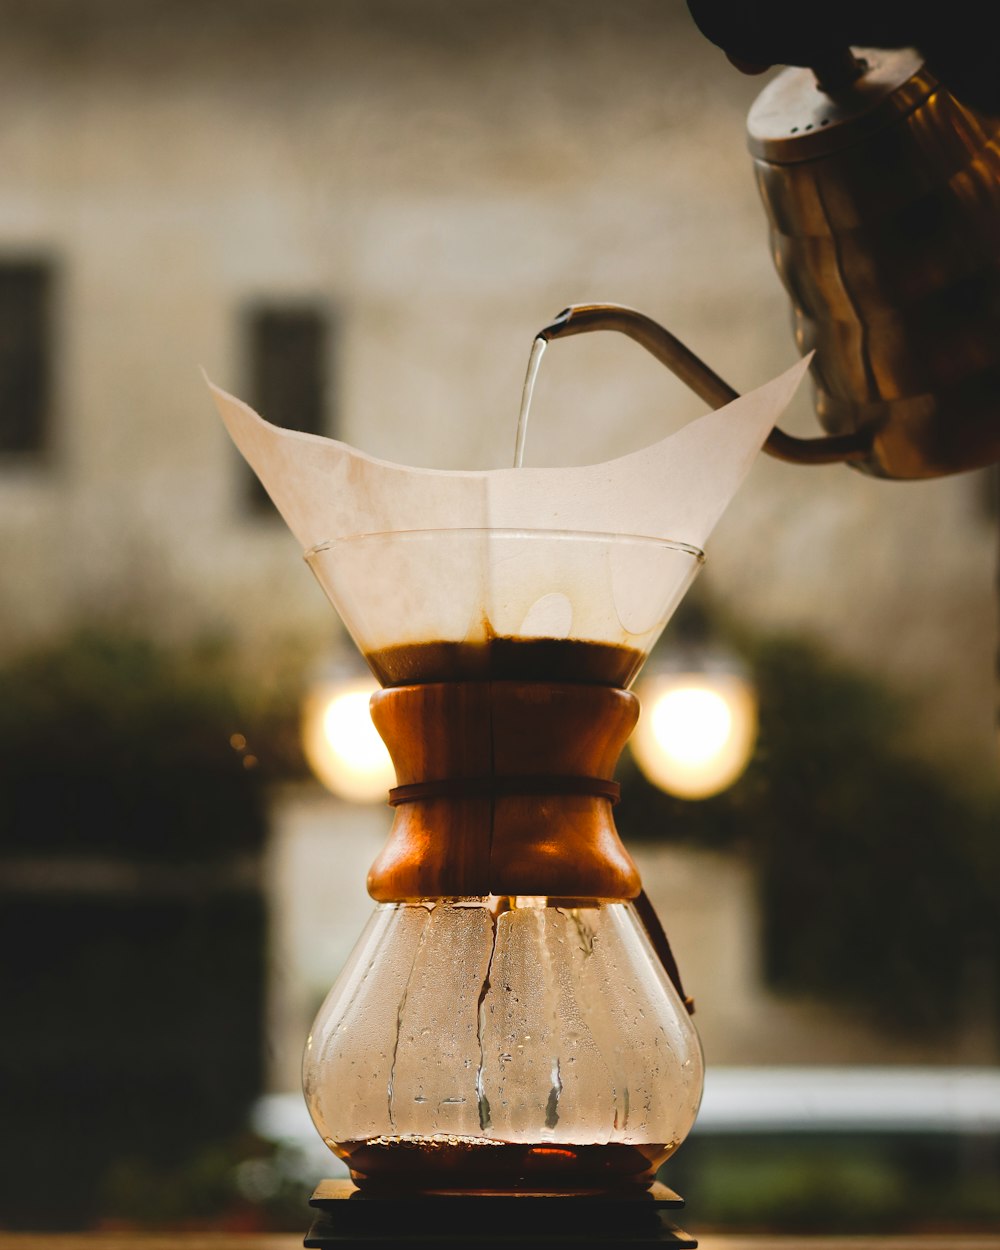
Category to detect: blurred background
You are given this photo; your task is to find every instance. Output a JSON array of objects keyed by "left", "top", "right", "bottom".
[{"left": 0, "top": 0, "right": 998, "bottom": 1234}]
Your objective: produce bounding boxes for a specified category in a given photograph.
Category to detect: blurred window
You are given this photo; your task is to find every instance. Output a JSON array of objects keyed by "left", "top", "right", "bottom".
[
  {"left": 0, "top": 260, "right": 52, "bottom": 457},
  {"left": 243, "top": 304, "right": 334, "bottom": 513}
]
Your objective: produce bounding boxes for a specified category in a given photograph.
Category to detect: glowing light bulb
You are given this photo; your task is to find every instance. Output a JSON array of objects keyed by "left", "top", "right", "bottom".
[
  {"left": 632, "top": 670, "right": 757, "bottom": 800},
  {"left": 649, "top": 686, "right": 733, "bottom": 765},
  {"left": 302, "top": 677, "right": 395, "bottom": 803}
]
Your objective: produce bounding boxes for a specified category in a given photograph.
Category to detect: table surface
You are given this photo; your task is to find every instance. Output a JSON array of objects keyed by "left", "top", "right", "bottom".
[{"left": 1, "top": 1236, "right": 998, "bottom": 1248}]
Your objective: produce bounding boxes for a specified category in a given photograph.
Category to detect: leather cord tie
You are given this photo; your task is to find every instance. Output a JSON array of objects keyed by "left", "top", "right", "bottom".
[{"left": 388, "top": 775, "right": 621, "bottom": 807}]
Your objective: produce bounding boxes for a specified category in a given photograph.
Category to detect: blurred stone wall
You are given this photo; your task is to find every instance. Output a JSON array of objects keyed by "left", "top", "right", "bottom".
[{"left": 0, "top": 0, "right": 995, "bottom": 774}]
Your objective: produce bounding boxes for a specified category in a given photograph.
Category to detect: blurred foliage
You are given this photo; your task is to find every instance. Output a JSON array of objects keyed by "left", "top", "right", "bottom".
[
  {"left": 667, "top": 1132, "right": 1000, "bottom": 1232},
  {"left": 0, "top": 629, "right": 308, "bottom": 1230},
  {"left": 618, "top": 629, "right": 1000, "bottom": 1037},
  {"left": 0, "top": 627, "right": 306, "bottom": 858},
  {"left": 98, "top": 1132, "right": 312, "bottom": 1232}
]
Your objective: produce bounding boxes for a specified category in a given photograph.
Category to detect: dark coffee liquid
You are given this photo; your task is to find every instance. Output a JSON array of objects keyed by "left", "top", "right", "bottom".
[
  {"left": 340, "top": 1137, "right": 667, "bottom": 1194},
  {"left": 365, "top": 637, "right": 645, "bottom": 689}
]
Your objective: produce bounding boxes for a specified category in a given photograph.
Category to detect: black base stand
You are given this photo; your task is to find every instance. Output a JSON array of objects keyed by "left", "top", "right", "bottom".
[{"left": 304, "top": 1179, "right": 697, "bottom": 1248}]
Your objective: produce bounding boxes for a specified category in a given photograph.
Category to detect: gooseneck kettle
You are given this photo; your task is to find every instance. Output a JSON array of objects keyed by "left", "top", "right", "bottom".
[{"left": 544, "top": 41, "right": 1000, "bottom": 481}]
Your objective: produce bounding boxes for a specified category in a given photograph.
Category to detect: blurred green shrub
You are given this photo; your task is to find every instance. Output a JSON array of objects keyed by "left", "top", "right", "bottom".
[
  {"left": 0, "top": 629, "right": 306, "bottom": 1229},
  {"left": 99, "top": 1132, "right": 311, "bottom": 1231},
  {"left": 667, "top": 1132, "right": 1000, "bottom": 1232},
  {"left": 0, "top": 628, "right": 304, "bottom": 859},
  {"left": 618, "top": 632, "right": 1000, "bottom": 1037}
]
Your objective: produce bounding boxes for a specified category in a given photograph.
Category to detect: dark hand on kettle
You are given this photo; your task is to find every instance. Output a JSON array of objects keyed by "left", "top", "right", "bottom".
[{"left": 686, "top": 0, "right": 1000, "bottom": 116}]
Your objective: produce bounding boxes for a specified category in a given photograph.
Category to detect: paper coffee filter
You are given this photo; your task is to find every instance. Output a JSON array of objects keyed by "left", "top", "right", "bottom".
[{"left": 208, "top": 356, "right": 808, "bottom": 665}]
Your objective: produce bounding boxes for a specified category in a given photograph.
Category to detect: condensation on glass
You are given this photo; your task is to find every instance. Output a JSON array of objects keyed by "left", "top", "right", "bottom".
[{"left": 303, "top": 896, "right": 703, "bottom": 1192}]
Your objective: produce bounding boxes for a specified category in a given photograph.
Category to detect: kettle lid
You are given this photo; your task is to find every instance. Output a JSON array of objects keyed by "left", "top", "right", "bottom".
[{"left": 748, "top": 47, "right": 932, "bottom": 164}]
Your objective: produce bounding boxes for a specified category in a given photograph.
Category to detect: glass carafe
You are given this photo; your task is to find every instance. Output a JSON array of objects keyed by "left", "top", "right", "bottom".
[
  {"left": 300, "top": 529, "right": 704, "bottom": 1193},
  {"left": 304, "top": 896, "right": 702, "bottom": 1193}
]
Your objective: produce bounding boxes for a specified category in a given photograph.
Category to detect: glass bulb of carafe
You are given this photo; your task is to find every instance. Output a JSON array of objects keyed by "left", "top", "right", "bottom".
[{"left": 303, "top": 895, "right": 703, "bottom": 1193}]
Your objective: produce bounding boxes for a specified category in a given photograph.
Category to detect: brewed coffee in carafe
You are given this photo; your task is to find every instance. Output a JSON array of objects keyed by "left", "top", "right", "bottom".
[{"left": 208, "top": 350, "right": 809, "bottom": 1193}]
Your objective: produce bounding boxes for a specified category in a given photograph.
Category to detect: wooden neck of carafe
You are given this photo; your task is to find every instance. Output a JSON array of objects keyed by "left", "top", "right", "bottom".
[{"left": 366, "top": 681, "right": 642, "bottom": 902}]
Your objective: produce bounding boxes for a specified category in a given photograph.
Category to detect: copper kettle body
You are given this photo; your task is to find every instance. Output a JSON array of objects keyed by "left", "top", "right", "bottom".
[{"left": 749, "top": 48, "right": 1000, "bottom": 479}]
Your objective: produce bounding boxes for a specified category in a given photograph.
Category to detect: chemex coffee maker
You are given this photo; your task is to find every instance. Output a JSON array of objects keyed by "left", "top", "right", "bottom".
[
  {"left": 206, "top": 23, "right": 999, "bottom": 1250},
  {"left": 212, "top": 357, "right": 808, "bottom": 1247}
]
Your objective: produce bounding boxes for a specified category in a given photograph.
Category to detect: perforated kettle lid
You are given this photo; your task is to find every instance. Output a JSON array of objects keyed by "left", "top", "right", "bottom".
[{"left": 747, "top": 47, "right": 932, "bottom": 164}]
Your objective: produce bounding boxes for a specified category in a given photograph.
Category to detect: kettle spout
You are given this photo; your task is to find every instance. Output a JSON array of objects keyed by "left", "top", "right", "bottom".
[{"left": 538, "top": 302, "right": 871, "bottom": 468}]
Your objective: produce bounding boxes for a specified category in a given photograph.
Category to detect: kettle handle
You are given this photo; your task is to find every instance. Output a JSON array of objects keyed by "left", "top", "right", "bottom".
[{"left": 539, "top": 303, "right": 871, "bottom": 467}]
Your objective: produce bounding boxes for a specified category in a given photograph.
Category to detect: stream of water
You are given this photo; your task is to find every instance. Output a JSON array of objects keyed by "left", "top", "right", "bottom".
[{"left": 512, "top": 335, "right": 547, "bottom": 468}]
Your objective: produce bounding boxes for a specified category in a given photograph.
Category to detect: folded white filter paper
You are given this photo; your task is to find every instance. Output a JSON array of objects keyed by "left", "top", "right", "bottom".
[{"left": 208, "top": 357, "right": 809, "bottom": 660}]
